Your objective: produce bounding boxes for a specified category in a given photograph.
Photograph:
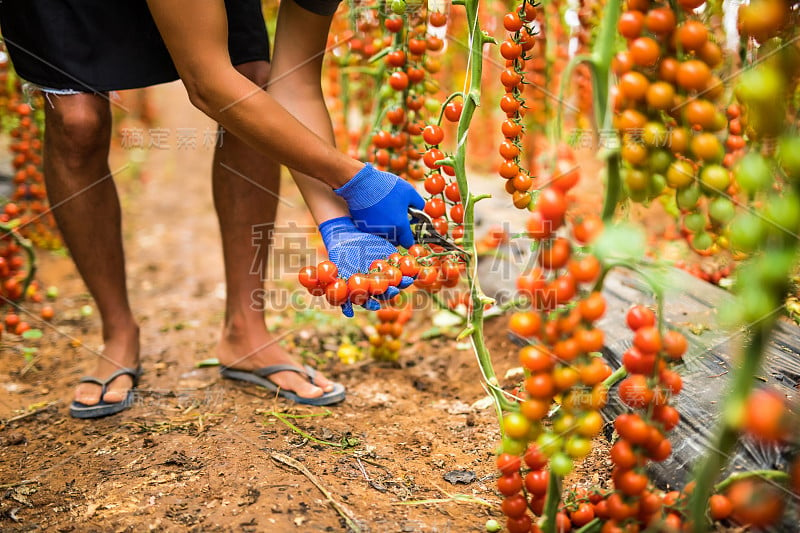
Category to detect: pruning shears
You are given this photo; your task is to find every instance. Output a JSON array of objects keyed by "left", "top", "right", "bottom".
[{"left": 408, "top": 207, "right": 466, "bottom": 254}]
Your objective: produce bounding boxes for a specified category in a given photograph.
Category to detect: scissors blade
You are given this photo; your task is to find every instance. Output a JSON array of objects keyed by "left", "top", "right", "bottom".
[{"left": 408, "top": 207, "right": 466, "bottom": 254}]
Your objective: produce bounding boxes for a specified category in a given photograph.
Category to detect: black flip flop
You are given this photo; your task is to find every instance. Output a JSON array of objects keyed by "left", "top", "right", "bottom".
[
  {"left": 69, "top": 366, "right": 142, "bottom": 419},
  {"left": 220, "top": 364, "right": 346, "bottom": 406}
]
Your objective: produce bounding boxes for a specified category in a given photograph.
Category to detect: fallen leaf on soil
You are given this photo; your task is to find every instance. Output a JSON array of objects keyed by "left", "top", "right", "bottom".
[{"left": 443, "top": 470, "right": 476, "bottom": 485}]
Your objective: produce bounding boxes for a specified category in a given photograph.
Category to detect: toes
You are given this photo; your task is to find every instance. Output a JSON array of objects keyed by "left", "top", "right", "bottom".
[
  {"left": 274, "top": 371, "right": 330, "bottom": 399},
  {"left": 102, "top": 376, "right": 134, "bottom": 404},
  {"left": 74, "top": 384, "right": 101, "bottom": 406}
]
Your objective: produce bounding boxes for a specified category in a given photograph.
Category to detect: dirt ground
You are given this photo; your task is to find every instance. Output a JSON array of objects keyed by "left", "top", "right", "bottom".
[{"left": 0, "top": 82, "right": 604, "bottom": 532}]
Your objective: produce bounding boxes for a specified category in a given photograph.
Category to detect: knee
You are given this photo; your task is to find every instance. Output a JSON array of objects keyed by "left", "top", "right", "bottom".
[
  {"left": 235, "top": 61, "right": 271, "bottom": 88},
  {"left": 46, "top": 96, "right": 110, "bottom": 168}
]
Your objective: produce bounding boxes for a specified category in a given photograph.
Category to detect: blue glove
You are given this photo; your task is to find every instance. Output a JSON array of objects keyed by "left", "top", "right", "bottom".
[
  {"left": 320, "top": 217, "right": 415, "bottom": 318},
  {"left": 334, "top": 164, "right": 425, "bottom": 249}
]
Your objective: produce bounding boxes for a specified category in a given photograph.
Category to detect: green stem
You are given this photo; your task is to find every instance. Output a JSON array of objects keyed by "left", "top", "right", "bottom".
[
  {"left": 452, "top": 0, "right": 511, "bottom": 415},
  {"left": 601, "top": 152, "right": 622, "bottom": 222},
  {"left": 590, "top": 0, "right": 621, "bottom": 129},
  {"left": 541, "top": 473, "right": 563, "bottom": 533},
  {"left": 587, "top": 0, "right": 622, "bottom": 221},
  {"left": 575, "top": 519, "right": 602, "bottom": 533},
  {"left": 602, "top": 364, "right": 627, "bottom": 389},
  {"left": 713, "top": 470, "right": 790, "bottom": 493}
]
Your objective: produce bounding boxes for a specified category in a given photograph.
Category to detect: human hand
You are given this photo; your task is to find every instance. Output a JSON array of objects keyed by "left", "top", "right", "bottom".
[
  {"left": 334, "top": 163, "right": 425, "bottom": 249},
  {"left": 319, "top": 217, "right": 414, "bottom": 317}
]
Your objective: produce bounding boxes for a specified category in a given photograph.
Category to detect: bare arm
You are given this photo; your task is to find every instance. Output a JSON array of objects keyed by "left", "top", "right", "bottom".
[{"left": 145, "top": 0, "right": 362, "bottom": 189}]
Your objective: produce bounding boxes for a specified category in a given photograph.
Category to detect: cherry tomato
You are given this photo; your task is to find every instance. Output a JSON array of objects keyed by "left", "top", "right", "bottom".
[
  {"left": 630, "top": 37, "right": 660, "bottom": 67},
  {"left": 539, "top": 237, "right": 571, "bottom": 270},
  {"left": 317, "top": 261, "right": 338, "bottom": 285},
  {"left": 525, "top": 373, "right": 555, "bottom": 399},
  {"left": 501, "top": 494, "right": 528, "bottom": 518},
  {"left": 709, "top": 494, "right": 733, "bottom": 521},
  {"left": 347, "top": 274, "right": 371, "bottom": 304},
  {"left": 610, "top": 439, "right": 638, "bottom": 470},
  {"left": 615, "top": 413, "right": 650, "bottom": 445},
  {"left": 424, "top": 173, "right": 445, "bottom": 194},
  {"left": 422, "top": 125, "right": 444, "bottom": 145},
  {"left": 619, "top": 375, "right": 654, "bottom": 408},
  {"left": 744, "top": 388, "right": 788, "bottom": 442},
  {"left": 389, "top": 71, "right": 409, "bottom": 91},
  {"left": 398, "top": 256, "right": 420, "bottom": 277},
  {"left": 618, "top": 11, "right": 645, "bottom": 39},
  {"left": 634, "top": 325, "right": 662, "bottom": 353},
  {"left": 537, "top": 188, "right": 567, "bottom": 225},
  {"left": 444, "top": 183, "right": 461, "bottom": 202},
  {"left": 626, "top": 305, "right": 656, "bottom": 330},
  {"left": 500, "top": 39, "right": 523, "bottom": 60},
  {"left": 509, "top": 311, "right": 541, "bottom": 338},
  {"left": 727, "top": 479, "right": 785, "bottom": 527},
  {"left": 298, "top": 266, "right": 318, "bottom": 290},
  {"left": 325, "top": 279, "right": 349, "bottom": 306},
  {"left": 444, "top": 101, "right": 463, "bottom": 122},
  {"left": 497, "top": 472, "right": 523, "bottom": 496}
]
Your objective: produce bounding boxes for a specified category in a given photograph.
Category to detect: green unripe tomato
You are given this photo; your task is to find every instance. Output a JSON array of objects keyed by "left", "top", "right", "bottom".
[
  {"left": 425, "top": 98, "right": 441, "bottom": 114},
  {"left": 755, "top": 250, "right": 796, "bottom": 287},
  {"left": 649, "top": 174, "right": 667, "bottom": 198},
  {"left": 649, "top": 149, "right": 672, "bottom": 174},
  {"left": 550, "top": 452, "right": 574, "bottom": 476},
  {"left": 708, "top": 196, "right": 736, "bottom": 225},
  {"left": 535, "top": 431, "right": 561, "bottom": 457},
  {"left": 642, "top": 122, "right": 668, "bottom": 148},
  {"left": 684, "top": 211, "right": 707, "bottom": 233},
  {"left": 676, "top": 184, "right": 701, "bottom": 211},
  {"left": 734, "top": 152, "right": 773, "bottom": 195},
  {"left": 485, "top": 519, "right": 501, "bottom": 533},
  {"left": 764, "top": 192, "right": 800, "bottom": 238},
  {"left": 503, "top": 412, "right": 531, "bottom": 440},
  {"left": 741, "top": 285, "right": 776, "bottom": 324},
  {"left": 390, "top": 0, "right": 407, "bottom": 14},
  {"left": 501, "top": 435, "right": 526, "bottom": 456},
  {"left": 699, "top": 164, "right": 731, "bottom": 193},
  {"left": 735, "top": 66, "right": 786, "bottom": 106},
  {"left": 552, "top": 413, "right": 576, "bottom": 435},
  {"left": 691, "top": 231, "right": 714, "bottom": 252},
  {"left": 729, "top": 212, "right": 764, "bottom": 252},
  {"left": 565, "top": 435, "right": 592, "bottom": 459},
  {"left": 778, "top": 136, "right": 800, "bottom": 182},
  {"left": 625, "top": 168, "right": 649, "bottom": 192}
]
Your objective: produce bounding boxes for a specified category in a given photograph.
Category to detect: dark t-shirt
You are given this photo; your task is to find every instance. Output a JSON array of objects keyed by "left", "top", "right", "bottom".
[{"left": 0, "top": 0, "right": 269, "bottom": 92}]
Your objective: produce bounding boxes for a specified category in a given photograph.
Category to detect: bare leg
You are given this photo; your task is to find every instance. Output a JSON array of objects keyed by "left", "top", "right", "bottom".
[
  {"left": 213, "top": 62, "right": 335, "bottom": 398},
  {"left": 43, "top": 94, "right": 139, "bottom": 405}
]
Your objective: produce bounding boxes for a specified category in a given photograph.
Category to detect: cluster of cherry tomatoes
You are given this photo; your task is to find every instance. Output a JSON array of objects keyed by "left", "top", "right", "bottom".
[
  {"left": 603, "top": 305, "right": 685, "bottom": 530},
  {"left": 369, "top": 302, "right": 412, "bottom": 361},
  {"left": 1, "top": 47, "right": 61, "bottom": 250},
  {"left": 498, "top": 3, "right": 538, "bottom": 209},
  {"left": 613, "top": 0, "right": 736, "bottom": 255},
  {"left": 0, "top": 203, "right": 54, "bottom": 341},
  {"left": 298, "top": 243, "right": 465, "bottom": 305}
]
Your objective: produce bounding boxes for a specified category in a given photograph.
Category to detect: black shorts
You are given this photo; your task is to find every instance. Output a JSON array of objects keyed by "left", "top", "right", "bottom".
[{"left": 0, "top": 0, "right": 270, "bottom": 92}]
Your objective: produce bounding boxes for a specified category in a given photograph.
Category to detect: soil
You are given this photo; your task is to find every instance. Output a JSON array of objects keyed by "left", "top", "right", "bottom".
[{"left": 0, "top": 82, "right": 615, "bottom": 532}]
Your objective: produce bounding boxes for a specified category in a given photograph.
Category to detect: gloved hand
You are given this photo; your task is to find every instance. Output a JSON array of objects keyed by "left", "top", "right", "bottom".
[
  {"left": 334, "top": 163, "right": 425, "bottom": 249},
  {"left": 320, "top": 216, "right": 415, "bottom": 318}
]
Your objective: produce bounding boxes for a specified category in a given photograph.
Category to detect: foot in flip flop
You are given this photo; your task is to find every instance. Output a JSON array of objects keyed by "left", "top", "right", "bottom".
[
  {"left": 70, "top": 331, "right": 141, "bottom": 419},
  {"left": 217, "top": 327, "right": 345, "bottom": 406}
]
